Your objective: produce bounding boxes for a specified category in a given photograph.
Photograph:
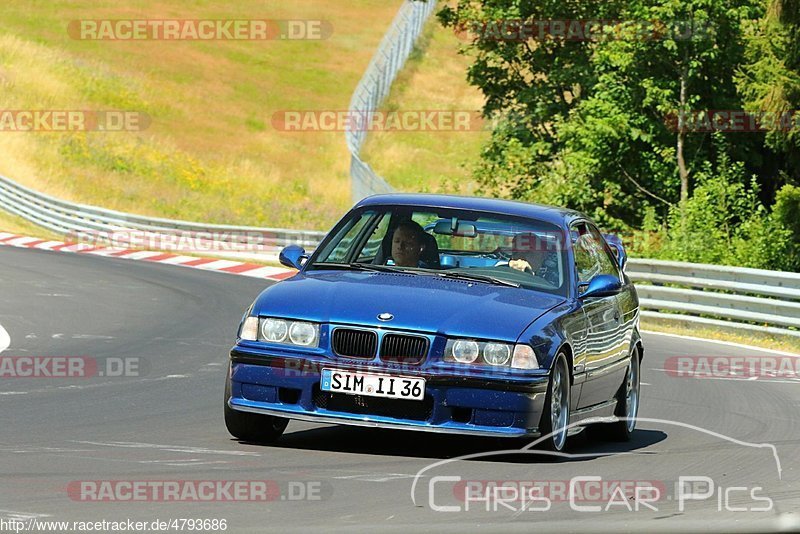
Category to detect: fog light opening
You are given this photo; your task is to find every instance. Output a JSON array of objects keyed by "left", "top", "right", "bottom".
[{"left": 451, "top": 407, "right": 472, "bottom": 424}]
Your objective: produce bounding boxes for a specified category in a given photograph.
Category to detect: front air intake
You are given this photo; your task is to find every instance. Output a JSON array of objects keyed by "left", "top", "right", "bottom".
[
  {"left": 331, "top": 328, "right": 377, "bottom": 359},
  {"left": 379, "top": 334, "right": 429, "bottom": 365}
]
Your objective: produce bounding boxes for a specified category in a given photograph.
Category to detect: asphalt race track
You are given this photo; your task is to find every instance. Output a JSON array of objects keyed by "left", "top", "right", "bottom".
[{"left": 1, "top": 245, "right": 798, "bottom": 533}]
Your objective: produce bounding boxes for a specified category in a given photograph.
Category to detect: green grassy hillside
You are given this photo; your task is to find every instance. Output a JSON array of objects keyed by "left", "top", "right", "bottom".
[
  {"left": 360, "top": 17, "right": 488, "bottom": 195},
  {"left": 0, "top": 0, "right": 403, "bottom": 230}
]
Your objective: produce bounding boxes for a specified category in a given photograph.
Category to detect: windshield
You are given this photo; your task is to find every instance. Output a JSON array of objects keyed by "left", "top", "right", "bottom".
[{"left": 307, "top": 206, "right": 569, "bottom": 296}]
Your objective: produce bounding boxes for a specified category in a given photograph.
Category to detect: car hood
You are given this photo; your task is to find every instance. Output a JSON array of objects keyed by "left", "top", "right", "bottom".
[{"left": 252, "top": 270, "right": 566, "bottom": 342}]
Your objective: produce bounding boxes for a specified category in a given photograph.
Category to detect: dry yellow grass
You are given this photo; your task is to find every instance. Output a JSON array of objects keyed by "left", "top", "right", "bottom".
[
  {"left": 0, "top": 1, "right": 402, "bottom": 230},
  {"left": 360, "top": 12, "right": 488, "bottom": 194}
]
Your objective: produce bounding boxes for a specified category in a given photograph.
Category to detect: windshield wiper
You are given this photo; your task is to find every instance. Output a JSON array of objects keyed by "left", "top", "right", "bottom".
[
  {"left": 435, "top": 271, "right": 520, "bottom": 288},
  {"left": 311, "top": 262, "right": 407, "bottom": 273},
  {"left": 347, "top": 262, "right": 407, "bottom": 273},
  {"left": 314, "top": 263, "right": 518, "bottom": 287}
]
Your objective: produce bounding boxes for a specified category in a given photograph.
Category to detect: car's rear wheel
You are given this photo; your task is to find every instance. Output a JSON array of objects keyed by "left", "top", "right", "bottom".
[
  {"left": 606, "top": 347, "right": 641, "bottom": 441},
  {"left": 540, "top": 353, "right": 570, "bottom": 451},
  {"left": 224, "top": 374, "right": 288, "bottom": 443}
]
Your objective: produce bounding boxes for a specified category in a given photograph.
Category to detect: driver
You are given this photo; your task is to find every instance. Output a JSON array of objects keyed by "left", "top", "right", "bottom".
[
  {"left": 390, "top": 221, "right": 426, "bottom": 267},
  {"left": 509, "top": 233, "right": 550, "bottom": 278}
]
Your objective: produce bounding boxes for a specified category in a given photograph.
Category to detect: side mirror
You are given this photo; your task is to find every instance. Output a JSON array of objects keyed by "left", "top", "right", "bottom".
[
  {"left": 279, "top": 245, "right": 307, "bottom": 270},
  {"left": 609, "top": 243, "right": 627, "bottom": 271},
  {"left": 579, "top": 274, "right": 622, "bottom": 299}
]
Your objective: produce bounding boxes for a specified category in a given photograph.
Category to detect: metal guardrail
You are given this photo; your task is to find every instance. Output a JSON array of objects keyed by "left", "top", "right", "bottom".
[
  {"left": 0, "top": 174, "right": 326, "bottom": 259},
  {"left": 627, "top": 259, "right": 800, "bottom": 338},
  {"left": 2, "top": 172, "right": 798, "bottom": 337},
  {"left": 347, "top": 0, "right": 436, "bottom": 202}
]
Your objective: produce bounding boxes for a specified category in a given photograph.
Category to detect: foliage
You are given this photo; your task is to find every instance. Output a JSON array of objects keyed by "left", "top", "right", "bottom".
[
  {"left": 439, "top": 0, "right": 799, "bottom": 271},
  {"left": 638, "top": 137, "right": 794, "bottom": 269},
  {"left": 737, "top": 0, "right": 800, "bottom": 180}
]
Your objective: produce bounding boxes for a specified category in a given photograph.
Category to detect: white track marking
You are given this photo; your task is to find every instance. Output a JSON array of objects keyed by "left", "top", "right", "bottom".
[
  {"left": 0, "top": 510, "right": 51, "bottom": 521},
  {"left": 238, "top": 266, "right": 293, "bottom": 278},
  {"left": 0, "top": 323, "right": 10, "bottom": 354},
  {"left": 72, "top": 440, "right": 261, "bottom": 456},
  {"left": 7, "top": 236, "right": 40, "bottom": 246},
  {"left": 333, "top": 473, "right": 418, "bottom": 482},
  {"left": 33, "top": 241, "right": 65, "bottom": 250},
  {"left": 85, "top": 248, "right": 123, "bottom": 256},
  {"left": 192, "top": 259, "right": 242, "bottom": 270},
  {"left": 157, "top": 255, "right": 202, "bottom": 264},
  {"left": 114, "top": 250, "right": 165, "bottom": 260}
]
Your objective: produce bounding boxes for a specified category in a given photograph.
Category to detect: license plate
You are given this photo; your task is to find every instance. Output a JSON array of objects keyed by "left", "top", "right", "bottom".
[{"left": 320, "top": 369, "right": 425, "bottom": 401}]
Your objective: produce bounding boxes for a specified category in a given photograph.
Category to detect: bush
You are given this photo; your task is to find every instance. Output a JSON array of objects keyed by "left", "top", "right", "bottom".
[{"left": 643, "top": 146, "right": 796, "bottom": 271}]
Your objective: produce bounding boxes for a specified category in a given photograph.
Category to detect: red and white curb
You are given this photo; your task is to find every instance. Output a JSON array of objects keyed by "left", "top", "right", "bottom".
[{"left": 0, "top": 232, "right": 295, "bottom": 281}]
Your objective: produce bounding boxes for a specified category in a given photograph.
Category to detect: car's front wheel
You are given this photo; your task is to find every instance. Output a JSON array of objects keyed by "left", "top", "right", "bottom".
[
  {"left": 224, "top": 374, "right": 288, "bottom": 443},
  {"left": 540, "top": 353, "right": 571, "bottom": 451}
]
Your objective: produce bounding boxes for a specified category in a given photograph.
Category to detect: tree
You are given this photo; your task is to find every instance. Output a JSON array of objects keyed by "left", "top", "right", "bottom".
[
  {"left": 737, "top": 0, "right": 800, "bottom": 182},
  {"left": 440, "top": 0, "right": 767, "bottom": 227}
]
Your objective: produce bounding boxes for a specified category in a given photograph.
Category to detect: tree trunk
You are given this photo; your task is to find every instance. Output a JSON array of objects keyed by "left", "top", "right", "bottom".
[{"left": 677, "top": 69, "right": 689, "bottom": 202}]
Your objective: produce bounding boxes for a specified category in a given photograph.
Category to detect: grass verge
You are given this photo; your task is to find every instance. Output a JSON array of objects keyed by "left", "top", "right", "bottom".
[{"left": 642, "top": 318, "right": 800, "bottom": 354}]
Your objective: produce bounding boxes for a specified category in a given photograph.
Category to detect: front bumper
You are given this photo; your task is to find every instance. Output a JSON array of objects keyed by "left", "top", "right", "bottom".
[{"left": 228, "top": 347, "right": 550, "bottom": 438}]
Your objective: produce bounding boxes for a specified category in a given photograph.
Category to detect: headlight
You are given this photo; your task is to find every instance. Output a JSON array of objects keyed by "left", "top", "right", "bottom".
[
  {"left": 445, "top": 338, "right": 538, "bottom": 369},
  {"left": 289, "top": 321, "right": 318, "bottom": 346},
  {"left": 256, "top": 317, "right": 320, "bottom": 348},
  {"left": 451, "top": 340, "right": 479, "bottom": 363},
  {"left": 262, "top": 318, "right": 289, "bottom": 342},
  {"left": 484, "top": 343, "right": 511, "bottom": 366},
  {"left": 239, "top": 316, "right": 259, "bottom": 341}
]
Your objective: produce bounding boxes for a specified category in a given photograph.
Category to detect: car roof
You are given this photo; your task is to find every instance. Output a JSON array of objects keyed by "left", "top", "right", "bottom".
[{"left": 355, "top": 193, "right": 585, "bottom": 227}]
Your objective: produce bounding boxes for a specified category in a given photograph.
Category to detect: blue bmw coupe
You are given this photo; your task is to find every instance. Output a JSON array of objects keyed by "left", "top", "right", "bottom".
[{"left": 225, "top": 194, "right": 642, "bottom": 451}]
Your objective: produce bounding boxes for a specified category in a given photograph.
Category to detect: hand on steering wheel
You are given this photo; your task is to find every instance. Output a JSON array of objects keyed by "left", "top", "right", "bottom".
[{"left": 509, "top": 258, "right": 534, "bottom": 274}]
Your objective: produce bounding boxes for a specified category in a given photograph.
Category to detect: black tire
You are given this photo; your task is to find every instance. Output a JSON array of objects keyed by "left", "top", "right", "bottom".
[
  {"left": 539, "top": 353, "right": 571, "bottom": 451},
  {"left": 224, "top": 374, "right": 288, "bottom": 443},
  {"left": 606, "top": 347, "right": 641, "bottom": 442}
]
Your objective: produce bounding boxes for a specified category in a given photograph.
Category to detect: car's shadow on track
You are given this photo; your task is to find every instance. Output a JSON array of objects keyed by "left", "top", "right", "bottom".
[{"left": 241, "top": 424, "right": 666, "bottom": 463}]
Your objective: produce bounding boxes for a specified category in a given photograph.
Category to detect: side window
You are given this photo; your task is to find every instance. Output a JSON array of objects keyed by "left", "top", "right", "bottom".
[
  {"left": 357, "top": 214, "right": 391, "bottom": 261},
  {"left": 572, "top": 222, "right": 619, "bottom": 284},
  {"left": 317, "top": 211, "right": 374, "bottom": 263},
  {"left": 587, "top": 224, "right": 620, "bottom": 278}
]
